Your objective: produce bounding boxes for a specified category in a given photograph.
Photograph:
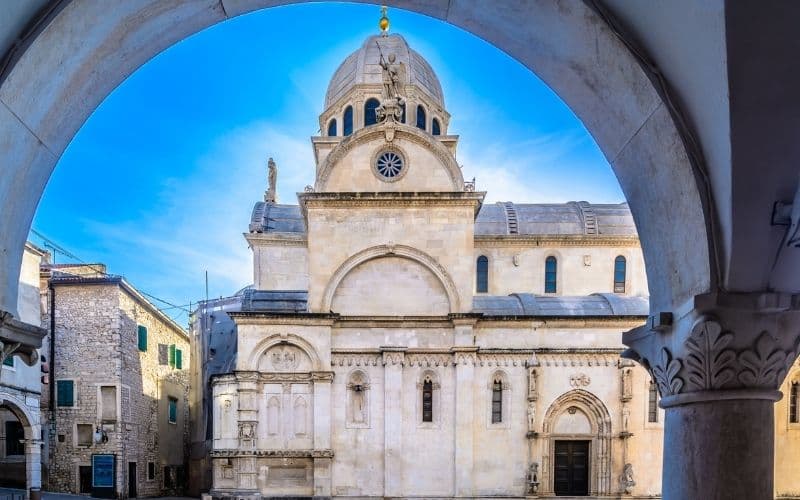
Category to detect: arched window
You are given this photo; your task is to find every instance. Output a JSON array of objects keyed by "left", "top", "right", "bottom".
[
  {"left": 343, "top": 106, "right": 353, "bottom": 136},
  {"left": 416, "top": 105, "right": 426, "bottom": 130},
  {"left": 648, "top": 380, "right": 659, "bottom": 423},
  {"left": 327, "top": 118, "right": 337, "bottom": 136},
  {"left": 476, "top": 256, "right": 489, "bottom": 293},
  {"left": 791, "top": 381, "right": 799, "bottom": 423},
  {"left": 400, "top": 102, "right": 406, "bottom": 123},
  {"left": 364, "top": 98, "right": 380, "bottom": 127},
  {"left": 614, "top": 255, "right": 627, "bottom": 293},
  {"left": 422, "top": 378, "right": 433, "bottom": 422},
  {"left": 432, "top": 118, "right": 441, "bottom": 135},
  {"left": 545, "top": 256, "right": 557, "bottom": 293},
  {"left": 491, "top": 379, "right": 503, "bottom": 423}
]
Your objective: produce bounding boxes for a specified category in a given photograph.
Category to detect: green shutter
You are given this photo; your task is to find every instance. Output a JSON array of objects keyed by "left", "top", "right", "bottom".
[
  {"left": 175, "top": 349, "right": 182, "bottom": 370},
  {"left": 137, "top": 325, "right": 148, "bottom": 352},
  {"left": 57, "top": 380, "right": 74, "bottom": 407},
  {"left": 168, "top": 344, "right": 176, "bottom": 368},
  {"left": 2, "top": 355, "right": 13, "bottom": 367},
  {"left": 168, "top": 398, "right": 177, "bottom": 423}
]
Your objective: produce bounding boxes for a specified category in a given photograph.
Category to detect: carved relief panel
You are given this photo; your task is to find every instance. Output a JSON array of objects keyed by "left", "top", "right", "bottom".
[
  {"left": 259, "top": 344, "right": 313, "bottom": 372},
  {"left": 260, "top": 382, "right": 313, "bottom": 450}
]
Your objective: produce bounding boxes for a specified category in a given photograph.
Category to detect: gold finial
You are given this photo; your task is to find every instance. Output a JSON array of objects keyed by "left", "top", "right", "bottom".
[{"left": 379, "top": 5, "right": 390, "bottom": 35}]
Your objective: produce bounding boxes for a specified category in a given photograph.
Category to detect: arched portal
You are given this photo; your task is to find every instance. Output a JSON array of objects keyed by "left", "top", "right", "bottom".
[
  {"left": 0, "top": 0, "right": 715, "bottom": 322},
  {"left": 540, "top": 390, "right": 613, "bottom": 496},
  {"left": 0, "top": 394, "right": 41, "bottom": 496}
]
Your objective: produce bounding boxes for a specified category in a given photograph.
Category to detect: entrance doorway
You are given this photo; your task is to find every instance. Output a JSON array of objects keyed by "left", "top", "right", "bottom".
[
  {"left": 554, "top": 440, "right": 589, "bottom": 496},
  {"left": 79, "top": 466, "right": 92, "bottom": 494},
  {"left": 128, "top": 462, "right": 137, "bottom": 498}
]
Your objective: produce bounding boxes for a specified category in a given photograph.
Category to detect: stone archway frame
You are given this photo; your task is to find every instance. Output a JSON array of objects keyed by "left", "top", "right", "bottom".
[
  {"left": 0, "top": 0, "right": 715, "bottom": 320},
  {"left": 245, "top": 333, "right": 323, "bottom": 372},
  {"left": 540, "top": 389, "right": 613, "bottom": 496},
  {"left": 314, "top": 123, "right": 464, "bottom": 191},
  {"left": 321, "top": 244, "right": 461, "bottom": 314},
  {"left": 1, "top": 392, "right": 41, "bottom": 494}
]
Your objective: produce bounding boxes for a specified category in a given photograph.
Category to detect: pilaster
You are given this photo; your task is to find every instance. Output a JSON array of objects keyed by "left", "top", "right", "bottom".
[
  {"left": 623, "top": 292, "right": 800, "bottom": 500},
  {"left": 381, "top": 347, "right": 405, "bottom": 497},
  {"left": 452, "top": 346, "right": 477, "bottom": 496}
]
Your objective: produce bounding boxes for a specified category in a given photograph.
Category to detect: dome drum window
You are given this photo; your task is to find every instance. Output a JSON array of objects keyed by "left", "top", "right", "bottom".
[{"left": 372, "top": 147, "right": 408, "bottom": 182}]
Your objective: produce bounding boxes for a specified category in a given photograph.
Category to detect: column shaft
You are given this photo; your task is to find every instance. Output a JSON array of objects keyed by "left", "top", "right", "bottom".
[{"left": 454, "top": 360, "right": 474, "bottom": 496}]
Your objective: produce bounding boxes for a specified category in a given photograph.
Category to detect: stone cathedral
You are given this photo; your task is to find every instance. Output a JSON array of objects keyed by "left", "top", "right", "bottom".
[{"left": 209, "top": 23, "right": 665, "bottom": 499}]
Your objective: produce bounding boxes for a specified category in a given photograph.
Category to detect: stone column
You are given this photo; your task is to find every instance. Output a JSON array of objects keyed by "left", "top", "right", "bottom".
[
  {"left": 26, "top": 438, "right": 42, "bottom": 500},
  {"left": 312, "top": 371, "right": 334, "bottom": 498},
  {"left": 452, "top": 347, "right": 477, "bottom": 496},
  {"left": 623, "top": 292, "right": 800, "bottom": 500},
  {"left": 382, "top": 347, "right": 405, "bottom": 497}
]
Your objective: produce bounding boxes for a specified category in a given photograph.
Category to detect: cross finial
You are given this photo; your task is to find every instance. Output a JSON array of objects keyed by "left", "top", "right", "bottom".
[{"left": 379, "top": 5, "right": 390, "bottom": 36}]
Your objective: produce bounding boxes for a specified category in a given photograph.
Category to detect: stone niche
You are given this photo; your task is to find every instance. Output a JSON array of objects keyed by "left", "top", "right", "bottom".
[
  {"left": 258, "top": 344, "right": 313, "bottom": 372},
  {"left": 255, "top": 458, "right": 314, "bottom": 497}
]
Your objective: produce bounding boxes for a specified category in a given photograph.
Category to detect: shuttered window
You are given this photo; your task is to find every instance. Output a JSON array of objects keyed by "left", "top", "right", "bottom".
[
  {"left": 2, "top": 355, "right": 13, "bottom": 367},
  {"left": 168, "top": 397, "right": 177, "bottom": 424},
  {"left": 137, "top": 325, "right": 148, "bottom": 352},
  {"left": 168, "top": 344, "right": 176, "bottom": 368},
  {"left": 175, "top": 349, "right": 182, "bottom": 370},
  {"left": 57, "top": 380, "right": 75, "bottom": 407}
]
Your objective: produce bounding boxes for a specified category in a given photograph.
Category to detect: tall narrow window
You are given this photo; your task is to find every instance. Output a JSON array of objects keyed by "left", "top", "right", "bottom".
[
  {"left": 364, "top": 98, "right": 380, "bottom": 127},
  {"left": 648, "top": 380, "right": 659, "bottom": 423},
  {"left": 169, "top": 344, "right": 176, "bottom": 368},
  {"left": 491, "top": 380, "right": 503, "bottom": 423},
  {"left": 422, "top": 379, "right": 433, "bottom": 422},
  {"left": 614, "top": 256, "right": 627, "bottom": 293},
  {"left": 400, "top": 102, "right": 406, "bottom": 123},
  {"left": 545, "top": 256, "right": 557, "bottom": 293},
  {"left": 343, "top": 106, "right": 353, "bottom": 136},
  {"left": 168, "top": 397, "right": 177, "bottom": 424},
  {"left": 476, "top": 256, "right": 489, "bottom": 293},
  {"left": 432, "top": 118, "right": 441, "bottom": 136},
  {"left": 327, "top": 118, "right": 337, "bottom": 136},
  {"left": 791, "top": 381, "right": 799, "bottom": 423},
  {"left": 416, "top": 105, "right": 426, "bottom": 130}
]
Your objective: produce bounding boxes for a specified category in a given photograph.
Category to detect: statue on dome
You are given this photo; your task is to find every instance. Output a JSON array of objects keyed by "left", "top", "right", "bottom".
[
  {"left": 265, "top": 157, "right": 277, "bottom": 203},
  {"left": 376, "top": 46, "right": 406, "bottom": 124}
]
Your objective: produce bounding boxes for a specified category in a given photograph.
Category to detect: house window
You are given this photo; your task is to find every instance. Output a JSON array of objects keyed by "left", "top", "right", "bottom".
[
  {"left": 491, "top": 380, "right": 503, "bottom": 423},
  {"left": 614, "top": 256, "right": 627, "bottom": 293},
  {"left": 327, "top": 118, "right": 337, "bottom": 136},
  {"left": 137, "top": 325, "right": 148, "bottom": 351},
  {"left": 2, "top": 355, "right": 13, "bottom": 367},
  {"left": 100, "top": 386, "right": 118, "bottom": 422},
  {"left": 422, "top": 379, "right": 433, "bottom": 423},
  {"left": 545, "top": 256, "right": 558, "bottom": 293},
  {"left": 4, "top": 421, "right": 24, "bottom": 456},
  {"left": 416, "top": 105, "right": 426, "bottom": 130},
  {"left": 169, "top": 344, "right": 176, "bottom": 368},
  {"left": 175, "top": 348, "right": 183, "bottom": 370},
  {"left": 147, "top": 461, "right": 156, "bottom": 481},
  {"left": 343, "top": 106, "right": 353, "bottom": 136},
  {"left": 168, "top": 397, "right": 178, "bottom": 424},
  {"left": 791, "top": 381, "right": 799, "bottom": 424},
  {"left": 648, "top": 380, "right": 659, "bottom": 423},
  {"left": 476, "top": 256, "right": 489, "bottom": 293},
  {"left": 57, "top": 380, "right": 75, "bottom": 407},
  {"left": 76, "top": 424, "right": 93, "bottom": 447},
  {"left": 432, "top": 118, "right": 441, "bottom": 136},
  {"left": 364, "top": 98, "right": 380, "bottom": 127}
]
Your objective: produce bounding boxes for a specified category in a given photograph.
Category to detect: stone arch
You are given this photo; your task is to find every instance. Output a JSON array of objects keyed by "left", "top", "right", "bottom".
[
  {"left": 540, "top": 389, "right": 613, "bottom": 496},
  {"left": 0, "top": 1, "right": 714, "bottom": 321},
  {"left": 0, "top": 393, "right": 41, "bottom": 494},
  {"left": 315, "top": 123, "right": 464, "bottom": 191},
  {"left": 246, "top": 333, "right": 322, "bottom": 372},
  {"left": 321, "top": 244, "right": 460, "bottom": 313}
]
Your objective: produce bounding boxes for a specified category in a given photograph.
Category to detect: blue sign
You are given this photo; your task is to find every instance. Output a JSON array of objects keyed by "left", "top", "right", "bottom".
[{"left": 92, "top": 454, "right": 114, "bottom": 488}]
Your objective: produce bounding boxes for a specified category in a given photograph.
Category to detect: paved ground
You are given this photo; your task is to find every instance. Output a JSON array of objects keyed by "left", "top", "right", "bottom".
[{"left": 0, "top": 489, "right": 196, "bottom": 500}]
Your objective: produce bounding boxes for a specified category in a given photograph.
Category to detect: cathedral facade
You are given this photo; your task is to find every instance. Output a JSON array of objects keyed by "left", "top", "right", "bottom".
[{"left": 209, "top": 31, "right": 663, "bottom": 499}]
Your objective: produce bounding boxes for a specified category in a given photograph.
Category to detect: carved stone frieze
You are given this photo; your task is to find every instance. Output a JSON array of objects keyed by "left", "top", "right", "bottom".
[
  {"left": 331, "top": 353, "right": 382, "bottom": 367},
  {"left": 623, "top": 293, "right": 800, "bottom": 403},
  {"left": 406, "top": 353, "right": 452, "bottom": 367}
]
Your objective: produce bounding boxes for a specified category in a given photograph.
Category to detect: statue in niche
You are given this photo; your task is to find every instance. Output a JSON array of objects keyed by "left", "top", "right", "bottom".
[
  {"left": 621, "top": 367, "right": 633, "bottom": 401},
  {"left": 620, "top": 463, "right": 635, "bottom": 494},
  {"left": 265, "top": 157, "right": 277, "bottom": 203},
  {"left": 622, "top": 406, "right": 630, "bottom": 432},
  {"left": 527, "top": 462, "right": 539, "bottom": 494},
  {"left": 527, "top": 401, "right": 536, "bottom": 431},
  {"left": 528, "top": 367, "right": 538, "bottom": 400}
]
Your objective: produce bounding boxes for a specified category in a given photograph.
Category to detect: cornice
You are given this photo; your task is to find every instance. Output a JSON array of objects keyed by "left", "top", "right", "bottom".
[
  {"left": 474, "top": 234, "right": 640, "bottom": 248},
  {"left": 245, "top": 232, "right": 307, "bottom": 247}
]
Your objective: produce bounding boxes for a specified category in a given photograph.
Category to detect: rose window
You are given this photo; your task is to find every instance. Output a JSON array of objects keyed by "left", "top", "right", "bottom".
[{"left": 375, "top": 151, "right": 404, "bottom": 179}]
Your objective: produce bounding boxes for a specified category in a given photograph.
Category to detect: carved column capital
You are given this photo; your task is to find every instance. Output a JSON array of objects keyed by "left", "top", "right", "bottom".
[{"left": 623, "top": 292, "right": 800, "bottom": 406}]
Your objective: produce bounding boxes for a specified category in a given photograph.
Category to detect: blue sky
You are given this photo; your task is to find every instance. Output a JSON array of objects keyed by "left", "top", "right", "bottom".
[{"left": 30, "top": 3, "right": 624, "bottom": 324}]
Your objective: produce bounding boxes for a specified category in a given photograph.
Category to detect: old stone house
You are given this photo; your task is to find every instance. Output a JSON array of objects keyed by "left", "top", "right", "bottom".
[{"left": 40, "top": 263, "right": 190, "bottom": 498}]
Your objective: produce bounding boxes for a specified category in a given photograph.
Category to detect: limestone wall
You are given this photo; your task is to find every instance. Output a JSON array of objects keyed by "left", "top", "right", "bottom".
[
  {"left": 774, "top": 358, "right": 800, "bottom": 498},
  {"left": 250, "top": 240, "right": 308, "bottom": 291}
]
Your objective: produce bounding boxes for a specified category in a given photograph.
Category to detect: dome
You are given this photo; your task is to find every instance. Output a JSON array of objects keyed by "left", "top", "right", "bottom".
[{"left": 324, "top": 34, "right": 444, "bottom": 109}]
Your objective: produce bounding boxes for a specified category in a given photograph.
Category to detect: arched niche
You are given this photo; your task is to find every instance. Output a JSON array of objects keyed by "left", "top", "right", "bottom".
[
  {"left": 322, "top": 244, "right": 460, "bottom": 314},
  {"left": 246, "top": 334, "right": 322, "bottom": 372}
]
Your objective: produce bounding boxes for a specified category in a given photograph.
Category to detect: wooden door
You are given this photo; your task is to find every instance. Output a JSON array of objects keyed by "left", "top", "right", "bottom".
[{"left": 553, "top": 440, "right": 589, "bottom": 496}]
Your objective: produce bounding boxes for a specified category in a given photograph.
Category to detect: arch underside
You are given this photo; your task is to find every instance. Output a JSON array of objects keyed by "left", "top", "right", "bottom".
[{"left": 0, "top": 0, "right": 713, "bottom": 319}]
